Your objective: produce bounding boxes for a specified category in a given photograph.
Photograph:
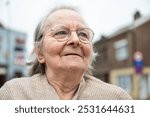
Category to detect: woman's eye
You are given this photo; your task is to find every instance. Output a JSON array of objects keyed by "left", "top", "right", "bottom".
[
  {"left": 78, "top": 32, "right": 88, "bottom": 38},
  {"left": 55, "top": 31, "right": 68, "bottom": 35},
  {"left": 53, "top": 30, "right": 68, "bottom": 39}
]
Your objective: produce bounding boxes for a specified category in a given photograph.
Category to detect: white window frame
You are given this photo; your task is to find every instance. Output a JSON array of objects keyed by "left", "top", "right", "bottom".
[
  {"left": 114, "top": 39, "right": 129, "bottom": 61},
  {"left": 117, "top": 75, "right": 132, "bottom": 93}
]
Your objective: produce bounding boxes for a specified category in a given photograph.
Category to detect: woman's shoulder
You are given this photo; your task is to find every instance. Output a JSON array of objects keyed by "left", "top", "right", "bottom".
[
  {"left": 0, "top": 74, "right": 42, "bottom": 99},
  {"left": 2, "top": 74, "right": 40, "bottom": 87},
  {"left": 84, "top": 75, "right": 115, "bottom": 88},
  {"left": 81, "top": 75, "right": 132, "bottom": 99}
]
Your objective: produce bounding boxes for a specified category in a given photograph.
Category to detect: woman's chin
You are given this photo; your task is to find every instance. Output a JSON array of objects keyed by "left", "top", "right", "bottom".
[{"left": 65, "top": 62, "right": 85, "bottom": 71}]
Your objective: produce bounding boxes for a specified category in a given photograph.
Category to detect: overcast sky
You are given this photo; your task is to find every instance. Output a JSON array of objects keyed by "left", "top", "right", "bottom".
[{"left": 0, "top": 0, "right": 150, "bottom": 54}]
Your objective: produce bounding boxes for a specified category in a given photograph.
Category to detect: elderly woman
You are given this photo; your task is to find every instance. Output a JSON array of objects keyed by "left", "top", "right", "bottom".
[{"left": 0, "top": 6, "right": 132, "bottom": 100}]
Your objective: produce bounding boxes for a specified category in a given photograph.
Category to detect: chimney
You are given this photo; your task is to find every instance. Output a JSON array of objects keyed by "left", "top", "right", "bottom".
[{"left": 134, "top": 11, "right": 141, "bottom": 21}]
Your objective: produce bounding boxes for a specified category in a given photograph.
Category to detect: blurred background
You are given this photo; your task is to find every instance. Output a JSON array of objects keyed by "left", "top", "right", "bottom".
[{"left": 0, "top": 0, "right": 150, "bottom": 99}]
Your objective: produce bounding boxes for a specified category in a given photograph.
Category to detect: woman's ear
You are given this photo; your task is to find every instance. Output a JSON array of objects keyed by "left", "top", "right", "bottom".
[{"left": 34, "top": 42, "right": 45, "bottom": 63}]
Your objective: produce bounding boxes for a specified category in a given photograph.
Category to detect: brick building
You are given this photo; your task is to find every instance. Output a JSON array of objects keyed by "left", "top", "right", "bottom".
[{"left": 93, "top": 12, "right": 150, "bottom": 99}]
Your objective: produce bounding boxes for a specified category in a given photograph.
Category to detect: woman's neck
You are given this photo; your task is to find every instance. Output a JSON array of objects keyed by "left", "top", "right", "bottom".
[
  {"left": 46, "top": 71, "right": 83, "bottom": 99},
  {"left": 50, "top": 82, "right": 79, "bottom": 99}
]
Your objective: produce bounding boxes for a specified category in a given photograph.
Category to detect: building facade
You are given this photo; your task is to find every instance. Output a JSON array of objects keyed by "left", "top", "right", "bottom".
[
  {"left": 0, "top": 27, "right": 27, "bottom": 87},
  {"left": 93, "top": 15, "right": 150, "bottom": 99}
]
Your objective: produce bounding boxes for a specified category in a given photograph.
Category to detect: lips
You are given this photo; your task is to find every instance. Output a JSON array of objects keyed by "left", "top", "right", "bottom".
[{"left": 65, "top": 53, "right": 81, "bottom": 57}]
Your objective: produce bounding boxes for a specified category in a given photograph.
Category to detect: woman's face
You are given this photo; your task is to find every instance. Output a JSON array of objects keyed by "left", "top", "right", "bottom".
[{"left": 37, "top": 9, "right": 93, "bottom": 74}]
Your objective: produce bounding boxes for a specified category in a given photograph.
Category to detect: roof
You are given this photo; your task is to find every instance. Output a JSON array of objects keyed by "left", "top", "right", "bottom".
[{"left": 108, "top": 15, "right": 150, "bottom": 39}]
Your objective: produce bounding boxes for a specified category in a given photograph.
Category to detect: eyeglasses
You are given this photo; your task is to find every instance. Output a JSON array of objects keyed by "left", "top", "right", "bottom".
[{"left": 43, "top": 27, "right": 94, "bottom": 43}]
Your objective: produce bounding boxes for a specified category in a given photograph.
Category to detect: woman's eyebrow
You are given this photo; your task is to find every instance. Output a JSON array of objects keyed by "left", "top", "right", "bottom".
[
  {"left": 50, "top": 25, "right": 68, "bottom": 29},
  {"left": 76, "top": 24, "right": 89, "bottom": 29},
  {"left": 48, "top": 24, "right": 89, "bottom": 30}
]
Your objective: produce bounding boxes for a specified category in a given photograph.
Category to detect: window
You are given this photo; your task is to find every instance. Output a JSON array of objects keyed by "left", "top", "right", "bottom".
[
  {"left": 114, "top": 39, "right": 129, "bottom": 61},
  {"left": 139, "top": 74, "right": 150, "bottom": 99},
  {"left": 117, "top": 75, "right": 132, "bottom": 93},
  {"left": 14, "top": 52, "right": 25, "bottom": 66},
  {"left": 16, "top": 37, "right": 25, "bottom": 45}
]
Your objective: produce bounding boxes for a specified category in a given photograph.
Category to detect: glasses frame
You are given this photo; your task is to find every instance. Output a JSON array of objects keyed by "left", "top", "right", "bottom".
[{"left": 39, "top": 27, "right": 94, "bottom": 44}]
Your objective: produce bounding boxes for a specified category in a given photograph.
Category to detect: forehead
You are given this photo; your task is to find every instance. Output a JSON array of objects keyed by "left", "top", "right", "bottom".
[{"left": 44, "top": 9, "right": 87, "bottom": 28}]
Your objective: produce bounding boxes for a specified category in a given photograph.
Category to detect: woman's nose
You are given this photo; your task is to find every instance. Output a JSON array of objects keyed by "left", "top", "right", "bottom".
[{"left": 67, "top": 32, "right": 81, "bottom": 47}]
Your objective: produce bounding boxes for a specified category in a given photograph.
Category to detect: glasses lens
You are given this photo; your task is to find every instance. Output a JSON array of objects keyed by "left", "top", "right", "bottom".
[
  {"left": 52, "top": 28, "right": 69, "bottom": 41},
  {"left": 77, "top": 28, "right": 94, "bottom": 42}
]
